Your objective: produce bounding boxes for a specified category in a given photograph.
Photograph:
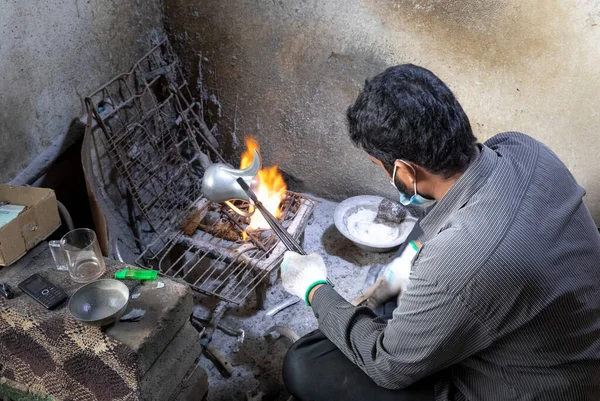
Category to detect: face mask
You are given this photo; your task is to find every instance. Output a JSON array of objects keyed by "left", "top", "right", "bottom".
[{"left": 390, "top": 161, "right": 436, "bottom": 207}]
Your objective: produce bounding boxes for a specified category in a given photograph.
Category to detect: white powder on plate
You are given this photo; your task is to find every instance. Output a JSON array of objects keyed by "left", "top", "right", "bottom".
[{"left": 346, "top": 207, "right": 400, "bottom": 245}]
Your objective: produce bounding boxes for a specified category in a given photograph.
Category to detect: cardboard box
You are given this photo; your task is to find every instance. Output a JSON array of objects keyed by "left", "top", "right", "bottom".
[{"left": 0, "top": 185, "right": 61, "bottom": 266}]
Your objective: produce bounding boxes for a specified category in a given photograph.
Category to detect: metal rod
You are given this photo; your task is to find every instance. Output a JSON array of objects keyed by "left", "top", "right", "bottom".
[
  {"left": 235, "top": 178, "right": 334, "bottom": 287},
  {"left": 235, "top": 179, "right": 305, "bottom": 253},
  {"left": 265, "top": 297, "right": 301, "bottom": 317}
]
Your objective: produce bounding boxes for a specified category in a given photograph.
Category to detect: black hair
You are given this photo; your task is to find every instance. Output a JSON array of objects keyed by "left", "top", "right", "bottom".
[{"left": 347, "top": 64, "right": 477, "bottom": 177}]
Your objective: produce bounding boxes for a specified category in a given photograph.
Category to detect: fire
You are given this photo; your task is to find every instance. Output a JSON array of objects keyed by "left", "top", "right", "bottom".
[{"left": 240, "top": 136, "right": 287, "bottom": 235}]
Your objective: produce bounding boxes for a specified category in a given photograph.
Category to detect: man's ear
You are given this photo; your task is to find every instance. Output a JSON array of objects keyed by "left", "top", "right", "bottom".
[{"left": 394, "top": 160, "right": 416, "bottom": 184}]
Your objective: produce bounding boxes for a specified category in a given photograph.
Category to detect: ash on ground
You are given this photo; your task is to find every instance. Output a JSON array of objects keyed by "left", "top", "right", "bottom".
[{"left": 194, "top": 196, "right": 396, "bottom": 401}]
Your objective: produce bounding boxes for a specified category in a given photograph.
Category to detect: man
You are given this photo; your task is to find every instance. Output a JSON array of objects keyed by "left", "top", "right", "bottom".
[{"left": 280, "top": 64, "right": 600, "bottom": 400}]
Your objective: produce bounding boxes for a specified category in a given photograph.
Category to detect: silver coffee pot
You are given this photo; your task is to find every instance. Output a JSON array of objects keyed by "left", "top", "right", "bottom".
[{"left": 201, "top": 149, "right": 261, "bottom": 216}]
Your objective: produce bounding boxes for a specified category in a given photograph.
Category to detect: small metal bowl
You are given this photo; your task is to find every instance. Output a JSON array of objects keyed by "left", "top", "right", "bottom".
[
  {"left": 334, "top": 195, "right": 417, "bottom": 253},
  {"left": 68, "top": 279, "right": 129, "bottom": 326}
]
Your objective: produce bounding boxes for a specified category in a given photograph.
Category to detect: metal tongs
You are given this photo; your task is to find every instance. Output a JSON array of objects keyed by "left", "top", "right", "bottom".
[{"left": 235, "top": 177, "right": 334, "bottom": 287}]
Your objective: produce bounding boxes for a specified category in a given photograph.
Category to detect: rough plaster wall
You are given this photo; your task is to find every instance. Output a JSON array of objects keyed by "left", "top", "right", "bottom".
[
  {"left": 164, "top": 0, "right": 600, "bottom": 222},
  {"left": 0, "top": 0, "right": 164, "bottom": 183}
]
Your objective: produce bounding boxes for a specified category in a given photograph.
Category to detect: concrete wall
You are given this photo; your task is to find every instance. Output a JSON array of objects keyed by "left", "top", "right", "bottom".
[
  {"left": 164, "top": 0, "right": 600, "bottom": 222},
  {"left": 0, "top": 0, "right": 164, "bottom": 183}
]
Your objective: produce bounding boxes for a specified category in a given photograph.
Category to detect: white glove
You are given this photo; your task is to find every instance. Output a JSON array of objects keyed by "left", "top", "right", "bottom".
[
  {"left": 382, "top": 240, "right": 420, "bottom": 293},
  {"left": 281, "top": 252, "right": 328, "bottom": 305}
]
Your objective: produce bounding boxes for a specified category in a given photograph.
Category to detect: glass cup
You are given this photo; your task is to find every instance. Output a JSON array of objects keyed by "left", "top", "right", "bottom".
[{"left": 49, "top": 228, "right": 106, "bottom": 283}]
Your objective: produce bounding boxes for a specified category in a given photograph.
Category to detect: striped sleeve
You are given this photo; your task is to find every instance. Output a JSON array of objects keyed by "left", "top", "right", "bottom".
[{"left": 312, "top": 278, "right": 494, "bottom": 390}]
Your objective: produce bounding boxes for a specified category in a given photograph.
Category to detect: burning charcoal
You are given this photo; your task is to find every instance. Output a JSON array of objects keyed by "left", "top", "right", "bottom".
[
  {"left": 374, "top": 199, "right": 407, "bottom": 225},
  {"left": 201, "top": 211, "right": 225, "bottom": 226},
  {"left": 258, "top": 230, "right": 273, "bottom": 241},
  {"left": 179, "top": 198, "right": 211, "bottom": 236},
  {"left": 198, "top": 224, "right": 241, "bottom": 242},
  {"left": 180, "top": 210, "right": 202, "bottom": 236},
  {"left": 199, "top": 210, "right": 245, "bottom": 241}
]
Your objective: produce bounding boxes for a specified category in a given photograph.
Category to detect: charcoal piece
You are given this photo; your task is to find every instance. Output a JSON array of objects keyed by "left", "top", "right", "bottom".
[
  {"left": 198, "top": 223, "right": 241, "bottom": 242},
  {"left": 179, "top": 198, "right": 211, "bottom": 236},
  {"left": 374, "top": 199, "right": 407, "bottom": 225}
]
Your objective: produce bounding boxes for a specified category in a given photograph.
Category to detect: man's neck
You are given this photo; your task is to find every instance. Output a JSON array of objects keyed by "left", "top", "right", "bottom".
[
  {"left": 428, "top": 146, "right": 480, "bottom": 200},
  {"left": 430, "top": 172, "right": 463, "bottom": 200}
]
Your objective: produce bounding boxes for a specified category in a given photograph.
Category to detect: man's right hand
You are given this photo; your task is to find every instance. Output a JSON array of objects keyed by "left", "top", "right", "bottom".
[{"left": 281, "top": 252, "right": 329, "bottom": 305}]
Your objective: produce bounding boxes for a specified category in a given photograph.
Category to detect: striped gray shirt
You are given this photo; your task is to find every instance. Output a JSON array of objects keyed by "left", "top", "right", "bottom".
[{"left": 313, "top": 132, "right": 600, "bottom": 400}]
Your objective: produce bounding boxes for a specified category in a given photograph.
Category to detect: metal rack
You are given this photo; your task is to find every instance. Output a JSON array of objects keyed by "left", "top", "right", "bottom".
[
  {"left": 85, "top": 38, "right": 222, "bottom": 235},
  {"left": 85, "top": 38, "right": 316, "bottom": 304}
]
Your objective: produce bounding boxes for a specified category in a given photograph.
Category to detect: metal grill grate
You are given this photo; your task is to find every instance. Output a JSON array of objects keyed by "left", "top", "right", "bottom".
[{"left": 136, "top": 192, "right": 316, "bottom": 304}]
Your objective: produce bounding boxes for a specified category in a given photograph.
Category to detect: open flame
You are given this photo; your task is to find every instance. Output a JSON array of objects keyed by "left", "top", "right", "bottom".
[{"left": 240, "top": 136, "right": 287, "bottom": 236}]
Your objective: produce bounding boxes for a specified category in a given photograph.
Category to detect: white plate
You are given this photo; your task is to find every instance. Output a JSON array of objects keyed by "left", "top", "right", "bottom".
[{"left": 333, "top": 195, "right": 416, "bottom": 253}]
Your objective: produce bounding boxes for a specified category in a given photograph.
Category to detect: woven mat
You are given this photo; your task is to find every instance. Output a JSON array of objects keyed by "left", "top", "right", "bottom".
[
  {"left": 0, "top": 291, "right": 140, "bottom": 401},
  {"left": 0, "top": 247, "right": 141, "bottom": 401}
]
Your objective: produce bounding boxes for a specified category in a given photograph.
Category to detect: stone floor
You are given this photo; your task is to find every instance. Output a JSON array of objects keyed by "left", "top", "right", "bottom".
[{"left": 193, "top": 197, "right": 396, "bottom": 401}]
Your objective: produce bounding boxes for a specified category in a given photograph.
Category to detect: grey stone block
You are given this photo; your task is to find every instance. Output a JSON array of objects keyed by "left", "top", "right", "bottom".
[
  {"left": 173, "top": 364, "right": 209, "bottom": 401},
  {"left": 105, "top": 267, "right": 194, "bottom": 375},
  {"left": 140, "top": 322, "right": 202, "bottom": 401}
]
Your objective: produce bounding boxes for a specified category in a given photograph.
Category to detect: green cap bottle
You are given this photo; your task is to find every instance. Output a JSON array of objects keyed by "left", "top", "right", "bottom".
[{"left": 114, "top": 269, "right": 158, "bottom": 281}]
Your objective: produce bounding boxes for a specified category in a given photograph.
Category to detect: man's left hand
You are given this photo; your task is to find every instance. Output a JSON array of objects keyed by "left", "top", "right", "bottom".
[{"left": 281, "top": 252, "right": 329, "bottom": 305}]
